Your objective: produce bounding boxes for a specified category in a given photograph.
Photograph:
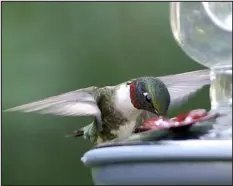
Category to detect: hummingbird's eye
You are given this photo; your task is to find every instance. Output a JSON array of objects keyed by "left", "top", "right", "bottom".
[{"left": 143, "top": 92, "right": 151, "bottom": 103}]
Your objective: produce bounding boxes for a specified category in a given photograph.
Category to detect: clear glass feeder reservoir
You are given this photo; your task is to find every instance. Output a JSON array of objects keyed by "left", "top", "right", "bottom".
[{"left": 170, "top": 2, "right": 232, "bottom": 112}]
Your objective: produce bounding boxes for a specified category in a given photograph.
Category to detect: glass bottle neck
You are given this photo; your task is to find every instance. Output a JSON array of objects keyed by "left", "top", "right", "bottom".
[{"left": 209, "top": 65, "right": 232, "bottom": 113}]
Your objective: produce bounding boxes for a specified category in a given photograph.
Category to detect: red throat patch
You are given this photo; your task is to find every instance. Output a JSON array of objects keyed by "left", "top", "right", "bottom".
[{"left": 129, "top": 82, "right": 140, "bottom": 109}]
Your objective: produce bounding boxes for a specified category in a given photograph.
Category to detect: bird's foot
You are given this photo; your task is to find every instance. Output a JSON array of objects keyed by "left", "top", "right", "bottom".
[
  {"left": 134, "top": 109, "right": 220, "bottom": 134},
  {"left": 65, "top": 129, "right": 84, "bottom": 138}
]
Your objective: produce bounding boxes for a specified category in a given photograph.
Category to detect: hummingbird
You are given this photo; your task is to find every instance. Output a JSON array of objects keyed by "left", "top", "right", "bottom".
[{"left": 5, "top": 69, "right": 210, "bottom": 145}]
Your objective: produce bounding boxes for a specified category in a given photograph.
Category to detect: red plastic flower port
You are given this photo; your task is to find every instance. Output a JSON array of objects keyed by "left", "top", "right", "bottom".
[{"left": 135, "top": 109, "right": 219, "bottom": 133}]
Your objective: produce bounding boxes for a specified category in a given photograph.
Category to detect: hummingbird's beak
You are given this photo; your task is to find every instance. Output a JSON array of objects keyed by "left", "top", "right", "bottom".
[
  {"left": 152, "top": 103, "right": 159, "bottom": 116},
  {"left": 148, "top": 89, "right": 160, "bottom": 116},
  {"left": 154, "top": 109, "right": 159, "bottom": 116}
]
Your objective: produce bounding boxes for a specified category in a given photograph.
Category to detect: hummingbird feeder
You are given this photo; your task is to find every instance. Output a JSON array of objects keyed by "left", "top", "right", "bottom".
[{"left": 81, "top": 2, "right": 232, "bottom": 185}]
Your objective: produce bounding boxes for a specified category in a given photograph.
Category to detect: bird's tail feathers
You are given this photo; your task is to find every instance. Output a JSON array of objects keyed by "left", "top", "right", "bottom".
[{"left": 65, "top": 129, "right": 84, "bottom": 138}]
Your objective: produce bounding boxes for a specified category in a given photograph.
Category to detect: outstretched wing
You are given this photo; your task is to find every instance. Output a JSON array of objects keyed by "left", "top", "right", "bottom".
[
  {"left": 5, "top": 87, "right": 101, "bottom": 117},
  {"left": 138, "top": 69, "right": 210, "bottom": 123},
  {"left": 159, "top": 69, "right": 210, "bottom": 109}
]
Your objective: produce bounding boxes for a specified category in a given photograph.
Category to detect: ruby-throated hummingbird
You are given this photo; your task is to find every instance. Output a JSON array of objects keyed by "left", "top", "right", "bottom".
[{"left": 5, "top": 69, "right": 210, "bottom": 145}]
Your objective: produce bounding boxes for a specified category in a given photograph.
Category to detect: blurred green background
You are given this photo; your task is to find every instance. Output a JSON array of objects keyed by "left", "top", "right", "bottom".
[{"left": 2, "top": 2, "right": 210, "bottom": 185}]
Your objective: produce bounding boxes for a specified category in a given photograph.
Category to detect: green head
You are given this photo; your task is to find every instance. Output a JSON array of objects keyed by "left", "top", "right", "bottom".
[{"left": 130, "top": 77, "right": 170, "bottom": 116}]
